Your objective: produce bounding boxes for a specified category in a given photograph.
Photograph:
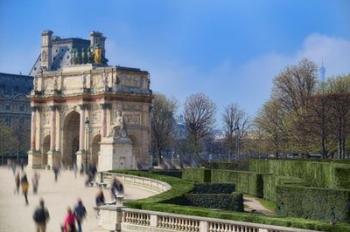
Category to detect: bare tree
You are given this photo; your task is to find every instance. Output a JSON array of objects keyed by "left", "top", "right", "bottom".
[
  {"left": 272, "top": 58, "right": 317, "bottom": 113},
  {"left": 326, "top": 75, "right": 350, "bottom": 159},
  {"left": 222, "top": 103, "right": 249, "bottom": 160},
  {"left": 255, "top": 100, "right": 289, "bottom": 157},
  {"left": 184, "top": 93, "right": 216, "bottom": 163},
  {"left": 151, "top": 94, "right": 177, "bottom": 165}
]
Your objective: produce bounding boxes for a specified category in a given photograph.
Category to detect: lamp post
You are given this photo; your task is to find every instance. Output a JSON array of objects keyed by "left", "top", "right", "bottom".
[
  {"left": 234, "top": 124, "right": 240, "bottom": 159},
  {"left": 84, "top": 117, "right": 90, "bottom": 172}
]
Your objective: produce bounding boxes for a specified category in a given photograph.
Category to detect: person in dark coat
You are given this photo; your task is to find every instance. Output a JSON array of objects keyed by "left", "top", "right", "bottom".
[
  {"left": 74, "top": 199, "right": 87, "bottom": 232},
  {"left": 33, "top": 199, "right": 50, "bottom": 232}
]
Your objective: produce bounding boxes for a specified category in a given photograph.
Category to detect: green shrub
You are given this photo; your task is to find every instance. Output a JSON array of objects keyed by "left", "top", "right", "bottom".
[
  {"left": 276, "top": 185, "right": 350, "bottom": 222},
  {"left": 211, "top": 169, "right": 263, "bottom": 197},
  {"left": 192, "top": 183, "right": 235, "bottom": 194},
  {"left": 205, "top": 160, "right": 249, "bottom": 171},
  {"left": 182, "top": 168, "right": 211, "bottom": 182},
  {"left": 332, "top": 167, "right": 350, "bottom": 189},
  {"left": 249, "top": 159, "right": 350, "bottom": 189},
  {"left": 112, "top": 170, "right": 350, "bottom": 232},
  {"left": 185, "top": 192, "right": 244, "bottom": 211},
  {"left": 262, "top": 174, "right": 306, "bottom": 201},
  {"left": 150, "top": 170, "right": 182, "bottom": 178}
]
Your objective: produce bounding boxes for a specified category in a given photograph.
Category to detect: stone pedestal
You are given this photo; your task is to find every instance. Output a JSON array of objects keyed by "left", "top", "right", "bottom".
[
  {"left": 98, "top": 205, "right": 124, "bottom": 232},
  {"left": 47, "top": 150, "right": 61, "bottom": 169},
  {"left": 27, "top": 150, "right": 42, "bottom": 168},
  {"left": 99, "top": 134, "right": 135, "bottom": 172}
]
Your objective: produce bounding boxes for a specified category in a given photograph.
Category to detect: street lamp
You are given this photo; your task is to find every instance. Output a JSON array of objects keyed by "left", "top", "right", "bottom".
[
  {"left": 234, "top": 124, "right": 240, "bottom": 159},
  {"left": 84, "top": 117, "right": 90, "bottom": 172}
]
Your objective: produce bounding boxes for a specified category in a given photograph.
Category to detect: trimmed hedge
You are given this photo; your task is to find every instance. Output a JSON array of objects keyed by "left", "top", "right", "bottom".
[
  {"left": 182, "top": 168, "right": 211, "bottom": 183},
  {"left": 185, "top": 193, "right": 244, "bottom": 211},
  {"left": 262, "top": 174, "right": 306, "bottom": 201},
  {"left": 249, "top": 159, "right": 350, "bottom": 189},
  {"left": 149, "top": 170, "right": 182, "bottom": 178},
  {"left": 205, "top": 160, "right": 249, "bottom": 171},
  {"left": 276, "top": 185, "right": 350, "bottom": 222},
  {"left": 333, "top": 167, "right": 350, "bottom": 189},
  {"left": 211, "top": 169, "right": 263, "bottom": 197},
  {"left": 192, "top": 183, "right": 235, "bottom": 194},
  {"left": 112, "top": 170, "right": 350, "bottom": 232}
]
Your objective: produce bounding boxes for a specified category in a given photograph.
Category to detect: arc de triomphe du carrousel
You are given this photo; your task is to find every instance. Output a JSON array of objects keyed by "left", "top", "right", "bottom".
[{"left": 27, "top": 30, "right": 152, "bottom": 171}]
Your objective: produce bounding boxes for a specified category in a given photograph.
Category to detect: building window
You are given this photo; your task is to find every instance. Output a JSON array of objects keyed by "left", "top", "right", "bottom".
[
  {"left": 20, "top": 105, "right": 24, "bottom": 111},
  {"left": 6, "top": 105, "right": 10, "bottom": 111},
  {"left": 5, "top": 117, "right": 10, "bottom": 126}
]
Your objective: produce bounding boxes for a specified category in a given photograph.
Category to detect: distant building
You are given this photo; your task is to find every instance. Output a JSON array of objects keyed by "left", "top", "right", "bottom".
[
  {"left": 28, "top": 30, "right": 152, "bottom": 169},
  {"left": 0, "top": 72, "right": 33, "bottom": 157},
  {"left": 174, "top": 115, "right": 186, "bottom": 139}
]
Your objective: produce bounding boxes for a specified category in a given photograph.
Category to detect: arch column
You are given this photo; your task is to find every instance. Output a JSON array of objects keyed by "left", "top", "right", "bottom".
[
  {"left": 100, "top": 102, "right": 111, "bottom": 137},
  {"left": 47, "top": 105, "right": 61, "bottom": 168},
  {"left": 28, "top": 106, "right": 41, "bottom": 168},
  {"left": 76, "top": 104, "right": 88, "bottom": 169}
]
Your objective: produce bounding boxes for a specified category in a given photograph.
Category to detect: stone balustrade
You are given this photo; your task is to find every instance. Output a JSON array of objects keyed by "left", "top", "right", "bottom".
[
  {"left": 101, "top": 172, "right": 172, "bottom": 193},
  {"left": 120, "top": 208, "right": 323, "bottom": 232}
]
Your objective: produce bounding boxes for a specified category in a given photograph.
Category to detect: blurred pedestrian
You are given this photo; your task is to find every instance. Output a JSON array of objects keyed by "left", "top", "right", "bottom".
[
  {"left": 11, "top": 160, "right": 16, "bottom": 176},
  {"left": 111, "top": 177, "right": 124, "bottom": 201},
  {"left": 62, "top": 207, "right": 76, "bottom": 232},
  {"left": 53, "top": 165, "right": 59, "bottom": 182},
  {"left": 15, "top": 172, "right": 20, "bottom": 194},
  {"left": 32, "top": 171, "right": 40, "bottom": 194},
  {"left": 73, "top": 163, "right": 77, "bottom": 178},
  {"left": 95, "top": 187, "right": 105, "bottom": 207},
  {"left": 74, "top": 199, "right": 87, "bottom": 232},
  {"left": 21, "top": 173, "right": 29, "bottom": 205},
  {"left": 33, "top": 199, "right": 50, "bottom": 232}
]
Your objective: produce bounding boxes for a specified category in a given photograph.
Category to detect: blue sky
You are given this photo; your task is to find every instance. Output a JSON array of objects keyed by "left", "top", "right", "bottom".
[{"left": 0, "top": 0, "right": 350, "bottom": 127}]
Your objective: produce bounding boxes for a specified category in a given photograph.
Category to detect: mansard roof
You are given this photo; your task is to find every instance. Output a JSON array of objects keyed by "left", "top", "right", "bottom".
[{"left": 0, "top": 72, "right": 33, "bottom": 98}]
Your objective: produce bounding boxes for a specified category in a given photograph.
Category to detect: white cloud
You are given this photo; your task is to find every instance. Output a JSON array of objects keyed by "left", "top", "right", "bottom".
[{"left": 92, "top": 34, "right": 350, "bottom": 124}]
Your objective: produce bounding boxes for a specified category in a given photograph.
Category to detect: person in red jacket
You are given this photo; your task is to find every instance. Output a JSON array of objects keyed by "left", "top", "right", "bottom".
[{"left": 62, "top": 207, "right": 76, "bottom": 232}]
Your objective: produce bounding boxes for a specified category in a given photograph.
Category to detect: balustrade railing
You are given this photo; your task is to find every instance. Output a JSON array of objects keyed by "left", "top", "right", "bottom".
[
  {"left": 101, "top": 172, "right": 171, "bottom": 193},
  {"left": 120, "top": 208, "right": 322, "bottom": 232}
]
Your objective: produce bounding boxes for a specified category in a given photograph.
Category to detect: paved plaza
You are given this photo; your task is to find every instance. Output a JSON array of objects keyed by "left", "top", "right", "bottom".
[{"left": 0, "top": 167, "right": 155, "bottom": 232}]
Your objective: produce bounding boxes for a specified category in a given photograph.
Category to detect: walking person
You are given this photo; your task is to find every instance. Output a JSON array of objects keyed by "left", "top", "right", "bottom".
[
  {"left": 15, "top": 172, "right": 20, "bottom": 194},
  {"left": 53, "top": 165, "right": 59, "bottom": 182},
  {"left": 21, "top": 173, "right": 29, "bottom": 205},
  {"left": 33, "top": 199, "right": 50, "bottom": 232},
  {"left": 74, "top": 199, "right": 87, "bottom": 232},
  {"left": 62, "top": 207, "right": 76, "bottom": 232},
  {"left": 32, "top": 171, "right": 40, "bottom": 194}
]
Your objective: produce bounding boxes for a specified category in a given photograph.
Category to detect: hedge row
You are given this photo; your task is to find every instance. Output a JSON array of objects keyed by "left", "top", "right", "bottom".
[
  {"left": 192, "top": 183, "right": 235, "bottom": 194},
  {"left": 185, "top": 193, "right": 244, "bottom": 211},
  {"left": 182, "top": 168, "right": 211, "bottom": 183},
  {"left": 276, "top": 185, "right": 350, "bottom": 222},
  {"left": 211, "top": 169, "right": 263, "bottom": 197},
  {"left": 262, "top": 175, "right": 306, "bottom": 201},
  {"left": 205, "top": 160, "right": 249, "bottom": 171},
  {"left": 249, "top": 159, "right": 350, "bottom": 189},
  {"left": 112, "top": 170, "right": 350, "bottom": 232}
]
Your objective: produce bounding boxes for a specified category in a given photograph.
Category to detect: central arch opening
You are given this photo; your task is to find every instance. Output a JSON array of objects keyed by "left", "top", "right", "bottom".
[{"left": 63, "top": 111, "right": 80, "bottom": 166}]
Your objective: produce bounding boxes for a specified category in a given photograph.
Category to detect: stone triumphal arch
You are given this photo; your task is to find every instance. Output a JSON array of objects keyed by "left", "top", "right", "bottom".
[{"left": 28, "top": 31, "right": 152, "bottom": 170}]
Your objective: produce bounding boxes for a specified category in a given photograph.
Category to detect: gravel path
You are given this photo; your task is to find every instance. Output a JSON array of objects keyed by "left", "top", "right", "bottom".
[
  {"left": 244, "top": 196, "right": 274, "bottom": 215},
  {"left": 0, "top": 166, "right": 155, "bottom": 232}
]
